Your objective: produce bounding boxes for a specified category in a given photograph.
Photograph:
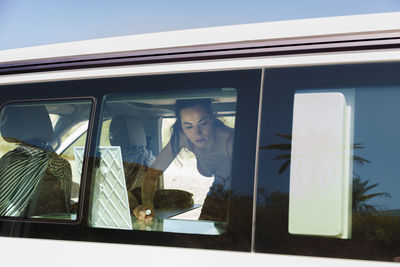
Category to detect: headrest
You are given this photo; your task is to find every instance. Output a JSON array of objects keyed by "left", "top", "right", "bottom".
[
  {"left": 109, "top": 115, "right": 146, "bottom": 148},
  {"left": 0, "top": 105, "right": 54, "bottom": 147}
]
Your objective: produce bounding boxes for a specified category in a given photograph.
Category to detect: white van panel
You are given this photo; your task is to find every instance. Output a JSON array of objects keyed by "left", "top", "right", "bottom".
[
  {"left": 0, "top": 236, "right": 392, "bottom": 267},
  {"left": 289, "top": 92, "right": 352, "bottom": 238},
  {"left": 1, "top": 49, "right": 400, "bottom": 85}
]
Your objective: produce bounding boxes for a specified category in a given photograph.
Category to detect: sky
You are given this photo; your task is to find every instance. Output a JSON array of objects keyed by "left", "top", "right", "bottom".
[{"left": 0, "top": 0, "right": 400, "bottom": 50}]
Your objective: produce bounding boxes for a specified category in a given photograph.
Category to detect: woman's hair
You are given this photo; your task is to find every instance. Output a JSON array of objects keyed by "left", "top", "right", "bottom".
[{"left": 170, "top": 98, "right": 224, "bottom": 155}]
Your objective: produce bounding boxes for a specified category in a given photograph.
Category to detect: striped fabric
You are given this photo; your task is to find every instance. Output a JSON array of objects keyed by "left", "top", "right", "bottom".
[
  {"left": 121, "top": 146, "right": 155, "bottom": 191},
  {"left": 0, "top": 143, "right": 71, "bottom": 217}
]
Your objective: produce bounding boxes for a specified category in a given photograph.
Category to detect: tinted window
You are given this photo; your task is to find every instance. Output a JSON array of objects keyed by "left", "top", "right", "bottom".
[
  {"left": 255, "top": 63, "right": 400, "bottom": 262},
  {"left": 0, "top": 100, "right": 93, "bottom": 221}
]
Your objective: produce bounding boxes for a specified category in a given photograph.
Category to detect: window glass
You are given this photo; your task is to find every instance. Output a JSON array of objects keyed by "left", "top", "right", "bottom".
[
  {"left": 256, "top": 63, "right": 400, "bottom": 262},
  {"left": 89, "top": 89, "right": 237, "bottom": 234},
  {"left": 0, "top": 100, "right": 93, "bottom": 220},
  {"left": 61, "top": 122, "right": 89, "bottom": 203}
]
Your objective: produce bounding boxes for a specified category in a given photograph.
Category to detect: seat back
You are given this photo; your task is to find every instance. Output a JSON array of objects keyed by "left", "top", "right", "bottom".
[
  {"left": 0, "top": 105, "right": 71, "bottom": 217},
  {"left": 0, "top": 105, "right": 53, "bottom": 149},
  {"left": 109, "top": 115, "right": 146, "bottom": 148}
]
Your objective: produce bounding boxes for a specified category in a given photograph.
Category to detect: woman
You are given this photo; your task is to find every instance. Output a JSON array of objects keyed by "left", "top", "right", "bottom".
[{"left": 134, "top": 98, "right": 234, "bottom": 222}]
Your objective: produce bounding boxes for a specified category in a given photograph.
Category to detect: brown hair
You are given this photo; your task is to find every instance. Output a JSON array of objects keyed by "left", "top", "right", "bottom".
[{"left": 170, "top": 99, "right": 224, "bottom": 155}]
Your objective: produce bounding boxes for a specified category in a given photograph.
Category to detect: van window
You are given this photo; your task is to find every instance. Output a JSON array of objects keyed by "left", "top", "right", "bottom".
[
  {"left": 256, "top": 63, "right": 400, "bottom": 262},
  {"left": 88, "top": 89, "right": 237, "bottom": 234},
  {"left": 0, "top": 70, "right": 261, "bottom": 250},
  {"left": 0, "top": 100, "right": 93, "bottom": 220}
]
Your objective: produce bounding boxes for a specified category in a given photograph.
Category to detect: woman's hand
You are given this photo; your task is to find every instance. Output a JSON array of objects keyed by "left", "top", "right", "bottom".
[
  {"left": 133, "top": 205, "right": 154, "bottom": 222},
  {"left": 134, "top": 167, "right": 161, "bottom": 221}
]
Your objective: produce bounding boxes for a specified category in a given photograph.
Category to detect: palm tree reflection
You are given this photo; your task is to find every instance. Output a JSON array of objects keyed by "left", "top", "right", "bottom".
[
  {"left": 261, "top": 133, "right": 389, "bottom": 211},
  {"left": 353, "top": 173, "right": 391, "bottom": 212},
  {"left": 261, "top": 134, "right": 370, "bottom": 174}
]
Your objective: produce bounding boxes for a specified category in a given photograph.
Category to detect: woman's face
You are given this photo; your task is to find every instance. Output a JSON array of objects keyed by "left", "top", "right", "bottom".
[{"left": 180, "top": 105, "right": 214, "bottom": 148}]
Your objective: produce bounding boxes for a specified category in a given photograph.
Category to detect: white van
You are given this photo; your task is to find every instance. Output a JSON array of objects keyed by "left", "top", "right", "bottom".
[{"left": 0, "top": 12, "right": 400, "bottom": 266}]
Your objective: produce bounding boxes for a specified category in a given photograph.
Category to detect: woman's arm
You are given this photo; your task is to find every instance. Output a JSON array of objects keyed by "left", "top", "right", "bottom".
[{"left": 134, "top": 140, "right": 181, "bottom": 220}]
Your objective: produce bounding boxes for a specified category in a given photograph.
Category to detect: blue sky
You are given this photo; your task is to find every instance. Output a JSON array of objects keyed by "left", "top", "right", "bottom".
[{"left": 1, "top": 0, "right": 400, "bottom": 50}]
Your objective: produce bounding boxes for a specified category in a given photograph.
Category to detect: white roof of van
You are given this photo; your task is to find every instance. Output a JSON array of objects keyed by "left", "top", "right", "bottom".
[{"left": 1, "top": 12, "right": 400, "bottom": 64}]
